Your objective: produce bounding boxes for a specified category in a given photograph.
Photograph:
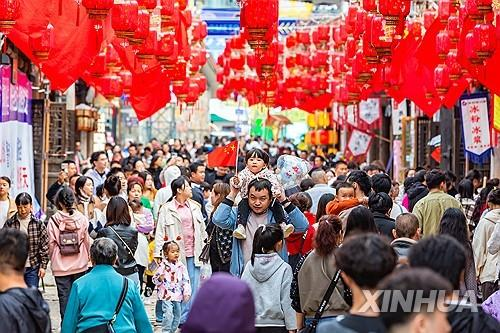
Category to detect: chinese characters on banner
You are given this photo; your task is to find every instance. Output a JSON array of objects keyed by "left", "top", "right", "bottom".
[
  {"left": 392, "top": 99, "right": 407, "bottom": 136},
  {"left": 358, "top": 98, "right": 381, "bottom": 131},
  {"left": 460, "top": 95, "right": 491, "bottom": 163},
  {"left": 0, "top": 66, "right": 36, "bottom": 201},
  {"left": 346, "top": 129, "right": 373, "bottom": 160}
]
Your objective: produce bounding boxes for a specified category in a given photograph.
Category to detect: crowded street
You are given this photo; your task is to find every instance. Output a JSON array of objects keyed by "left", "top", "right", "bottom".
[{"left": 2, "top": 1, "right": 500, "bottom": 333}]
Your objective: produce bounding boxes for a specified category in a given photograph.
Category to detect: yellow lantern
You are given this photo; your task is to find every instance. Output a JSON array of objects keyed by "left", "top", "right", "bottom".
[{"left": 307, "top": 113, "right": 316, "bottom": 128}]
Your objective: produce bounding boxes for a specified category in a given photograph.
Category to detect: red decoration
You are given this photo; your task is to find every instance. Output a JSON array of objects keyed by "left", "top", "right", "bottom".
[
  {"left": 137, "top": 0, "right": 157, "bottom": 11},
  {"left": 111, "top": 0, "right": 139, "bottom": 39},
  {"left": 0, "top": 0, "right": 20, "bottom": 34},
  {"left": 240, "top": 0, "right": 278, "bottom": 50},
  {"left": 473, "top": 23, "right": 496, "bottom": 59},
  {"left": 29, "top": 25, "right": 53, "bottom": 61},
  {"left": 363, "top": 0, "right": 377, "bottom": 12},
  {"left": 81, "top": 0, "right": 114, "bottom": 20},
  {"left": 129, "top": 9, "right": 150, "bottom": 45},
  {"left": 207, "top": 140, "right": 238, "bottom": 168},
  {"left": 378, "top": 0, "right": 402, "bottom": 26},
  {"left": 436, "top": 31, "right": 451, "bottom": 60},
  {"left": 137, "top": 30, "right": 157, "bottom": 60},
  {"left": 438, "top": 0, "right": 451, "bottom": 24},
  {"left": 100, "top": 74, "right": 123, "bottom": 100},
  {"left": 105, "top": 44, "right": 120, "bottom": 70},
  {"left": 119, "top": 70, "right": 132, "bottom": 93},
  {"left": 89, "top": 52, "right": 107, "bottom": 77},
  {"left": 434, "top": 64, "right": 451, "bottom": 95}
]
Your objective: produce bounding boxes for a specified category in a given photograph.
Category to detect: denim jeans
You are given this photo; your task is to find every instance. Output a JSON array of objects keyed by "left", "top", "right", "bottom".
[
  {"left": 24, "top": 265, "right": 40, "bottom": 289},
  {"left": 180, "top": 257, "right": 200, "bottom": 323},
  {"left": 305, "top": 316, "right": 338, "bottom": 328},
  {"left": 162, "top": 300, "right": 182, "bottom": 333},
  {"left": 156, "top": 300, "right": 164, "bottom": 322}
]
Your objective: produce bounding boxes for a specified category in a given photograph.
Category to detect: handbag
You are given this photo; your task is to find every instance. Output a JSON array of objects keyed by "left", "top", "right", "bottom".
[
  {"left": 82, "top": 278, "right": 129, "bottom": 333},
  {"left": 109, "top": 226, "right": 135, "bottom": 258},
  {"left": 298, "top": 269, "right": 342, "bottom": 333},
  {"left": 199, "top": 226, "right": 215, "bottom": 263}
]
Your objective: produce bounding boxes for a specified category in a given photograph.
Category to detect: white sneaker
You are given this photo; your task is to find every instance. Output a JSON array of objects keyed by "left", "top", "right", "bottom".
[
  {"left": 283, "top": 224, "right": 295, "bottom": 238},
  {"left": 233, "top": 224, "right": 247, "bottom": 239}
]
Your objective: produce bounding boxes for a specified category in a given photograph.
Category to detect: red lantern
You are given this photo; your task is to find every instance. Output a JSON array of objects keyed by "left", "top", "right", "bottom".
[
  {"left": 353, "top": 50, "right": 373, "bottom": 82},
  {"left": 312, "top": 50, "right": 329, "bottom": 71},
  {"left": 438, "top": 0, "right": 451, "bottom": 24},
  {"left": 285, "top": 55, "right": 296, "bottom": 69},
  {"left": 345, "top": 37, "right": 357, "bottom": 61},
  {"left": 465, "top": 31, "right": 482, "bottom": 64},
  {"left": 473, "top": 23, "right": 496, "bottom": 59},
  {"left": 129, "top": 9, "right": 150, "bottom": 45},
  {"left": 477, "top": 0, "right": 493, "bottom": 15},
  {"left": 173, "top": 78, "right": 190, "bottom": 102},
  {"left": 185, "top": 80, "right": 200, "bottom": 106},
  {"left": 100, "top": 74, "right": 123, "bottom": 100},
  {"left": 354, "top": 10, "right": 367, "bottom": 39},
  {"left": 465, "top": 0, "right": 481, "bottom": 21},
  {"left": 363, "top": 0, "right": 377, "bottom": 12},
  {"left": 178, "top": 0, "right": 188, "bottom": 11},
  {"left": 81, "top": 0, "right": 114, "bottom": 20},
  {"left": 0, "top": 0, "right": 20, "bottom": 34},
  {"left": 112, "top": 1, "right": 139, "bottom": 39},
  {"left": 157, "top": 33, "right": 176, "bottom": 62},
  {"left": 447, "top": 15, "right": 460, "bottom": 44},
  {"left": 346, "top": 6, "right": 358, "bottom": 33},
  {"left": 137, "top": 0, "right": 157, "bottom": 11},
  {"left": 445, "top": 50, "right": 461, "bottom": 82},
  {"left": 285, "top": 33, "right": 297, "bottom": 48},
  {"left": 89, "top": 53, "right": 107, "bottom": 77},
  {"left": 137, "top": 30, "right": 157, "bottom": 60},
  {"left": 119, "top": 70, "right": 132, "bottom": 93},
  {"left": 105, "top": 44, "right": 120, "bottom": 70},
  {"left": 346, "top": 71, "right": 360, "bottom": 104},
  {"left": 229, "top": 52, "right": 245, "bottom": 71},
  {"left": 258, "top": 42, "right": 279, "bottom": 80},
  {"left": 424, "top": 10, "right": 436, "bottom": 30},
  {"left": 240, "top": 0, "right": 278, "bottom": 50},
  {"left": 378, "top": 0, "right": 402, "bottom": 26},
  {"left": 29, "top": 25, "right": 53, "bottom": 61},
  {"left": 407, "top": 20, "right": 423, "bottom": 38},
  {"left": 296, "top": 51, "right": 311, "bottom": 68},
  {"left": 436, "top": 31, "right": 451, "bottom": 60},
  {"left": 371, "top": 15, "right": 392, "bottom": 58},
  {"left": 160, "top": 0, "right": 176, "bottom": 31},
  {"left": 434, "top": 64, "right": 450, "bottom": 95},
  {"left": 296, "top": 30, "right": 310, "bottom": 46},
  {"left": 195, "top": 75, "right": 207, "bottom": 94}
]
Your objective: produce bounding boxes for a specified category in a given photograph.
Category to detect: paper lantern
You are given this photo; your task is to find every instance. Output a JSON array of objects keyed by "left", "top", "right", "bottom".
[
  {"left": 100, "top": 74, "right": 123, "bottom": 100},
  {"left": 137, "top": 0, "right": 157, "bottom": 11},
  {"left": 81, "top": 0, "right": 114, "bottom": 20},
  {"left": 436, "top": 31, "right": 451, "bottom": 60},
  {"left": 296, "top": 30, "right": 310, "bottom": 46},
  {"left": 465, "top": 31, "right": 482, "bottom": 64},
  {"left": 89, "top": 52, "right": 107, "bottom": 77},
  {"left": 157, "top": 34, "right": 177, "bottom": 65},
  {"left": 445, "top": 50, "right": 461, "bottom": 82},
  {"left": 119, "top": 70, "right": 133, "bottom": 93},
  {"left": 379, "top": 0, "right": 402, "bottom": 26},
  {"left": 438, "top": 0, "right": 452, "bottom": 24},
  {"left": 240, "top": 0, "right": 278, "bottom": 50},
  {"left": 29, "top": 26, "right": 53, "bottom": 61},
  {"left": 105, "top": 44, "right": 120, "bottom": 70},
  {"left": 173, "top": 78, "right": 190, "bottom": 102},
  {"left": 111, "top": 0, "right": 139, "bottom": 39},
  {"left": 354, "top": 9, "right": 366, "bottom": 39},
  {"left": 160, "top": 0, "right": 176, "bottom": 32},
  {"left": 473, "top": 23, "right": 496, "bottom": 59},
  {"left": 424, "top": 10, "right": 436, "bottom": 30},
  {"left": 363, "top": 0, "right": 377, "bottom": 12},
  {"left": 370, "top": 14, "right": 392, "bottom": 58},
  {"left": 129, "top": 9, "right": 150, "bottom": 45},
  {"left": 0, "top": 0, "right": 20, "bottom": 34},
  {"left": 185, "top": 80, "right": 200, "bottom": 106},
  {"left": 137, "top": 30, "right": 158, "bottom": 60},
  {"left": 434, "top": 64, "right": 450, "bottom": 95},
  {"left": 447, "top": 15, "right": 460, "bottom": 44}
]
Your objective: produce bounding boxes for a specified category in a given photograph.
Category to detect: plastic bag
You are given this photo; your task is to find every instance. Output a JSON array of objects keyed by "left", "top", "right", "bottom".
[{"left": 200, "top": 262, "right": 212, "bottom": 285}]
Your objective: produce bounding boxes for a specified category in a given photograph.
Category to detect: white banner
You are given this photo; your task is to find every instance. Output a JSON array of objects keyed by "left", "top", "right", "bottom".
[
  {"left": 347, "top": 129, "right": 373, "bottom": 157},
  {"left": 460, "top": 96, "right": 491, "bottom": 158},
  {"left": 392, "top": 99, "right": 407, "bottom": 136},
  {"left": 359, "top": 98, "right": 380, "bottom": 125}
]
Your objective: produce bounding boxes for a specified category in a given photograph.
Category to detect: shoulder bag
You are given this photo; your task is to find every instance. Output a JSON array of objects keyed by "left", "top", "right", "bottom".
[
  {"left": 299, "top": 269, "right": 342, "bottom": 333},
  {"left": 109, "top": 226, "right": 135, "bottom": 258},
  {"left": 82, "top": 278, "right": 129, "bottom": 333},
  {"left": 199, "top": 225, "right": 215, "bottom": 263}
]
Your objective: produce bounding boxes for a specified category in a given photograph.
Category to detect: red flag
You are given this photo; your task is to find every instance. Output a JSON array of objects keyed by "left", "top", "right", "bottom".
[
  {"left": 130, "top": 66, "right": 171, "bottom": 121},
  {"left": 207, "top": 141, "right": 239, "bottom": 168}
]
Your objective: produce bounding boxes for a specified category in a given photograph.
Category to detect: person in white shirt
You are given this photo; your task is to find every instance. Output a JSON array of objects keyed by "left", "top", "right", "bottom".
[
  {"left": 305, "top": 170, "right": 336, "bottom": 215},
  {"left": 0, "top": 176, "right": 16, "bottom": 228}
]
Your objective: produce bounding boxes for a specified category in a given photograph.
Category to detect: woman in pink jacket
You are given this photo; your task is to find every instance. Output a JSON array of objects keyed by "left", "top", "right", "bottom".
[{"left": 47, "top": 186, "right": 90, "bottom": 322}]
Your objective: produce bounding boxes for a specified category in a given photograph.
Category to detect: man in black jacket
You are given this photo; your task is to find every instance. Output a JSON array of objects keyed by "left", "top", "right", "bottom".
[
  {"left": 0, "top": 228, "right": 51, "bottom": 333},
  {"left": 189, "top": 162, "right": 208, "bottom": 220}
]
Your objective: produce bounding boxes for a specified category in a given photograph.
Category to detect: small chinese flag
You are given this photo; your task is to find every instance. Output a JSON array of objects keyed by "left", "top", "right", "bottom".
[{"left": 207, "top": 140, "right": 238, "bottom": 168}]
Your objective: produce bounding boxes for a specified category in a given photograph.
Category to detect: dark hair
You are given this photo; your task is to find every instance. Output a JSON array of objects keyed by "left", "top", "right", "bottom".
[
  {"left": 245, "top": 148, "right": 270, "bottom": 165},
  {"left": 347, "top": 170, "right": 372, "bottom": 195},
  {"left": 106, "top": 196, "right": 132, "bottom": 226},
  {"left": 96, "top": 184, "right": 104, "bottom": 198},
  {"left": 104, "top": 175, "right": 122, "bottom": 197},
  {"left": 150, "top": 155, "right": 162, "bottom": 169},
  {"left": 248, "top": 178, "right": 272, "bottom": 199},
  {"left": 335, "top": 233, "right": 397, "bottom": 288},
  {"left": 128, "top": 143, "right": 138, "bottom": 150},
  {"left": 345, "top": 206, "right": 378, "bottom": 238},
  {"left": 414, "top": 169, "right": 426, "bottom": 183},
  {"left": 313, "top": 215, "right": 343, "bottom": 257},
  {"left": 335, "top": 181, "right": 353, "bottom": 193},
  {"left": 90, "top": 151, "right": 107, "bottom": 165},
  {"left": 129, "top": 199, "right": 143, "bottom": 211},
  {"left": 458, "top": 179, "right": 474, "bottom": 200},
  {"left": 107, "top": 167, "right": 124, "bottom": 177},
  {"left": 334, "top": 160, "right": 347, "bottom": 168},
  {"left": 408, "top": 235, "right": 466, "bottom": 289},
  {"left": 90, "top": 238, "right": 118, "bottom": 266},
  {"left": 162, "top": 240, "right": 180, "bottom": 255},
  {"left": 170, "top": 176, "right": 190, "bottom": 201},
  {"left": 394, "top": 213, "right": 419, "bottom": 238},
  {"left": 425, "top": 169, "right": 446, "bottom": 190},
  {"left": 316, "top": 193, "right": 335, "bottom": 223},
  {"left": 472, "top": 178, "right": 499, "bottom": 224},
  {"left": 439, "top": 208, "right": 470, "bottom": 248},
  {"left": 200, "top": 182, "right": 212, "bottom": 192},
  {"left": 138, "top": 170, "right": 152, "bottom": 184},
  {"left": 371, "top": 173, "right": 392, "bottom": 194},
  {"left": 14, "top": 192, "right": 32, "bottom": 206},
  {"left": 403, "top": 176, "right": 417, "bottom": 192},
  {"left": 466, "top": 169, "right": 482, "bottom": 182},
  {"left": 0, "top": 176, "right": 11, "bottom": 187},
  {"left": 378, "top": 268, "right": 452, "bottom": 329},
  {"left": 487, "top": 188, "right": 500, "bottom": 205},
  {"left": 288, "top": 192, "right": 312, "bottom": 212},
  {"left": 211, "top": 183, "right": 231, "bottom": 220},
  {"left": 251, "top": 224, "right": 283, "bottom": 265},
  {"left": 133, "top": 159, "right": 144, "bottom": 169},
  {"left": 300, "top": 178, "right": 315, "bottom": 192},
  {"left": 0, "top": 228, "right": 28, "bottom": 273},
  {"left": 55, "top": 186, "right": 76, "bottom": 215},
  {"left": 368, "top": 192, "right": 393, "bottom": 215},
  {"left": 75, "top": 176, "right": 93, "bottom": 198},
  {"left": 62, "top": 159, "right": 76, "bottom": 166},
  {"left": 189, "top": 161, "right": 205, "bottom": 175}
]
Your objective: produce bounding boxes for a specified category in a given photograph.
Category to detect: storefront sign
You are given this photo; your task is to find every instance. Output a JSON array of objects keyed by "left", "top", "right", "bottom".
[
  {"left": 0, "top": 65, "right": 35, "bottom": 199},
  {"left": 460, "top": 94, "right": 491, "bottom": 163}
]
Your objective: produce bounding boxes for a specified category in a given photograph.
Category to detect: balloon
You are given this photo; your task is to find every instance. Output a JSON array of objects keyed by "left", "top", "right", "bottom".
[{"left": 276, "top": 155, "right": 312, "bottom": 190}]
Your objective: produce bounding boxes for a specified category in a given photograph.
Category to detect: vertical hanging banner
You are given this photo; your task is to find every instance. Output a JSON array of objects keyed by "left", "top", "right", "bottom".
[
  {"left": 392, "top": 99, "right": 407, "bottom": 136},
  {"left": 460, "top": 94, "right": 491, "bottom": 163},
  {"left": 0, "top": 66, "right": 35, "bottom": 199},
  {"left": 494, "top": 95, "right": 500, "bottom": 132},
  {"left": 358, "top": 98, "right": 381, "bottom": 131},
  {"left": 346, "top": 128, "right": 373, "bottom": 160}
]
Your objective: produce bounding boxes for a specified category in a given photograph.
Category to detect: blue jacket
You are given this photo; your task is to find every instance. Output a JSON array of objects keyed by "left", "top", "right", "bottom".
[
  {"left": 212, "top": 199, "right": 309, "bottom": 277},
  {"left": 61, "top": 265, "right": 153, "bottom": 333}
]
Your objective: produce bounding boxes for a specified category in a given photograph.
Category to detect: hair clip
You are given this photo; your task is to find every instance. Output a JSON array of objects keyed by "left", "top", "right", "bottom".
[{"left": 259, "top": 224, "right": 266, "bottom": 233}]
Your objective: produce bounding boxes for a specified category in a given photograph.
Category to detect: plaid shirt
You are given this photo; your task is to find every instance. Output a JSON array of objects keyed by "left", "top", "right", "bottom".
[
  {"left": 458, "top": 197, "right": 476, "bottom": 227},
  {"left": 4, "top": 213, "right": 50, "bottom": 269}
]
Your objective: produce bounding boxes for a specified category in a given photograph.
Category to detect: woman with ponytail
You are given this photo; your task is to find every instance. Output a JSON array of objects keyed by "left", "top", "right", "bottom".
[
  {"left": 47, "top": 186, "right": 90, "bottom": 322},
  {"left": 291, "top": 215, "right": 349, "bottom": 330},
  {"left": 241, "top": 224, "right": 297, "bottom": 333}
]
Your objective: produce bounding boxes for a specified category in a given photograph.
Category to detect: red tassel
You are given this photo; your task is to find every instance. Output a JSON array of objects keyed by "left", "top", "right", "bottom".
[
  {"left": 59, "top": 0, "right": 63, "bottom": 15},
  {"left": 76, "top": 5, "right": 80, "bottom": 27}
]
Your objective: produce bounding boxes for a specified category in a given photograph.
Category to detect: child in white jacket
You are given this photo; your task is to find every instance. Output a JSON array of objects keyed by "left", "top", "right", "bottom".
[{"left": 241, "top": 224, "right": 296, "bottom": 333}]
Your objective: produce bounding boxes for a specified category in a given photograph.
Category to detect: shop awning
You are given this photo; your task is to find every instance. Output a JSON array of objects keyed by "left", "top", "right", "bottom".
[{"left": 210, "top": 113, "right": 231, "bottom": 123}]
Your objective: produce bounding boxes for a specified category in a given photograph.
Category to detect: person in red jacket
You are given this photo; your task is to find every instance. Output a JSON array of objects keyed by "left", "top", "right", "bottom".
[{"left": 287, "top": 192, "right": 315, "bottom": 271}]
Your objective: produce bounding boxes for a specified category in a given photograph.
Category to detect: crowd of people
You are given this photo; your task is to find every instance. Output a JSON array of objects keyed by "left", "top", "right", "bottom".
[{"left": 0, "top": 136, "right": 500, "bottom": 333}]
